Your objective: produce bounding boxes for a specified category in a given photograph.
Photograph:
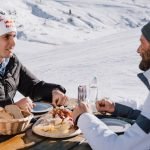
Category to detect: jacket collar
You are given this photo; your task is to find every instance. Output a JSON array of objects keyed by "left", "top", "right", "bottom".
[
  {"left": 137, "top": 69, "right": 150, "bottom": 90},
  {"left": 143, "top": 69, "right": 150, "bottom": 83}
]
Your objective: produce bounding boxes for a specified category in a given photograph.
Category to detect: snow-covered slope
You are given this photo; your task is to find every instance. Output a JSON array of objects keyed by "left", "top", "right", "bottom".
[
  {"left": 15, "top": 28, "right": 148, "bottom": 108},
  {"left": 1, "top": 0, "right": 150, "bottom": 45}
]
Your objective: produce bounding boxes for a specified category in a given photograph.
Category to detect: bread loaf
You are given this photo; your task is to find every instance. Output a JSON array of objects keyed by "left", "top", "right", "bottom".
[
  {"left": 0, "top": 107, "right": 14, "bottom": 119},
  {"left": 5, "top": 105, "right": 24, "bottom": 119}
]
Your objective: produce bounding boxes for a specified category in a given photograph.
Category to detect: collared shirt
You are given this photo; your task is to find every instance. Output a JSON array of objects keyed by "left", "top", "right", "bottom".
[{"left": 0, "top": 58, "right": 10, "bottom": 76}]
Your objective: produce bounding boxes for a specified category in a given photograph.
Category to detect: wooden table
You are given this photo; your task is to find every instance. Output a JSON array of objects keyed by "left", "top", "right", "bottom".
[
  {"left": 24, "top": 128, "right": 91, "bottom": 150},
  {"left": 0, "top": 114, "right": 92, "bottom": 150}
]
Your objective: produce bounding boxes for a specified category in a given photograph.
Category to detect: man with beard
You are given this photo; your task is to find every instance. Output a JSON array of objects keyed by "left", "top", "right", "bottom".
[{"left": 72, "top": 22, "right": 150, "bottom": 150}]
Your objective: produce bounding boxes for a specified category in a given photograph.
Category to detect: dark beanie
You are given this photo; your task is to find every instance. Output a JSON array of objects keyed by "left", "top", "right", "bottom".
[{"left": 141, "top": 22, "right": 150, "bottom": 41}]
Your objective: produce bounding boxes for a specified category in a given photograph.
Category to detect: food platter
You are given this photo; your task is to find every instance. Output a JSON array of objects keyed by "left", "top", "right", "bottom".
[
  {"left": 32, "top": 119, "right": 81, "bottom": 138},
  {"left": 32, "top": 107, "right": 81, "bottom": 138},
  {"left": 101, "top": 118, "right": 131, "bottom": 133}
]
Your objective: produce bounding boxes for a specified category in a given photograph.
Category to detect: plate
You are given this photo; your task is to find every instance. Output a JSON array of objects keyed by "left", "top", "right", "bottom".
[
  {"left": 31, "top": 102, "right": 53, "bottom": 113},
  {"left": 32, "top": 117, "right": 81, "bottom": 138},
  {"left": 101, "top": 118, "right": 131, "bottom": 133}
]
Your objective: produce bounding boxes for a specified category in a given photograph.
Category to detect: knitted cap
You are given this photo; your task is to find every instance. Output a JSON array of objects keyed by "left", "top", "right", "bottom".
[
  {"left": 141, "top": 22, "right": 150, "bottom": 42},
  {"left": 0, "top": 10, "right": 16, "bottom": 36}
]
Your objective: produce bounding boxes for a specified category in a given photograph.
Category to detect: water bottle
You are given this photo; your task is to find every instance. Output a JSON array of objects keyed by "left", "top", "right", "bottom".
[
  {"left": 88, "top": 77, "right": 98, "bottom": 112},
  {"left": 89, "top": 77, "right": 98, "bottom": 102}
]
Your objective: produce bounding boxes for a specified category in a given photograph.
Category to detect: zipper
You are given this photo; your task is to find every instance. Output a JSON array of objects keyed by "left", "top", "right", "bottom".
[{"left": 2, "top": 78, "right": 14, "bottom": 104}]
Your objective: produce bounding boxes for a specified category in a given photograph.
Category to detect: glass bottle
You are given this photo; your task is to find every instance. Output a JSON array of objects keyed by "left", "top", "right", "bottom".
[{"left": 89, "top": 76, "right": 98, "bottom": 103}]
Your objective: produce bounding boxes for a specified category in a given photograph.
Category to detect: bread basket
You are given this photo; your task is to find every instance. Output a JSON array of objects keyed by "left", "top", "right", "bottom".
[
  {"left": 0, "top": 114, "right": 33, "bottom": 135},
  {"left": 0, "top": 105, "right": 33, "bottom": 135}
]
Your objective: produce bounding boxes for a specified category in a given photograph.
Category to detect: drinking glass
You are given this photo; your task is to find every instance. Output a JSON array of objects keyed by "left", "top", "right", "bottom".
[{"left": 78, "top": 85, "right": 87, "bottom": 105}]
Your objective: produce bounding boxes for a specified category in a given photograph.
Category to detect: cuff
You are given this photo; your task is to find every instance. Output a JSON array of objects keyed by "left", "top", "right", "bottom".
[
  {"left": 0, "top": 99, "right": 13, "bottom": 107},
  {"left": 112, "top": 103, "right": 129, "bottom": 116},
  {"left": 74, "top": 114, "right": 82, "bottom": 126}
]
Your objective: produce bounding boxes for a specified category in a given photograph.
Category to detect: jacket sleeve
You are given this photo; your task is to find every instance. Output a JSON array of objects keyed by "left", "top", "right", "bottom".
[
  {"left": 77, "top": 93, "right": 150, "bottom": 150},
  {"left": 112, "top": 103, "right": 141, "bottom": 120},
  {"left": 136, "top": 93, "right": 150, "bottom": 134},
  {"left": 78, "top": 113, "right": 150, "bottom": 150},
  {"left": 18, "top": 64, "right": 66, "bottom": 102}
]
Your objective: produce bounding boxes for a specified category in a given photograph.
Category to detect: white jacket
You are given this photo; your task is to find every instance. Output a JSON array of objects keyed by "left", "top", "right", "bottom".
[{"left": 78, "top": 69, "right": 150, "bottom": 150}]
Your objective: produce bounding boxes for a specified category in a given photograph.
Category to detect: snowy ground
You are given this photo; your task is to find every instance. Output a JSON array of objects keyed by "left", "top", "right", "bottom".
[
  {"left": 15, "top": 28, "right": 148, "bottom": 108},
  {"left": 1, "top": 0, "right": 150, "bottom": 44},
  {"left": 1, "top": 0, "right": 150, "bottom": 108}
]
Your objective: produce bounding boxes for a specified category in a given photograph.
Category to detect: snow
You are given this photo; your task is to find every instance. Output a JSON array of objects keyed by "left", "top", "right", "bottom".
[{"left": 1, "top": 0, "right": 150, "bottom": 108}]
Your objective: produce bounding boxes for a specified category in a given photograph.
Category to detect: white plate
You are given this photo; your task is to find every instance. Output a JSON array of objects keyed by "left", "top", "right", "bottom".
[
  {"left": 32, "top": 102, "right": 53, "bottom": 113},
  {"left": 101, "top": 118, "right": 131, "bottom": 133},
  {"left": 32, "top": 115, "right": 81, "bottom": 138}
]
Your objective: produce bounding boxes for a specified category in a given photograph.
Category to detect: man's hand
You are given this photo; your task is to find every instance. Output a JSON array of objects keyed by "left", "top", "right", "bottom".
[
  {"left": 52, "top": 89, "right": 68, "bottom": 107},
  {"left": 15, "top": 97, "right": 35, "bottom": 113},
  {"left": 72, "top": 102, "right": 92, "bottom": 123},
  {"left": 96, "top": 99, "right": 115, "bottom": 114}
]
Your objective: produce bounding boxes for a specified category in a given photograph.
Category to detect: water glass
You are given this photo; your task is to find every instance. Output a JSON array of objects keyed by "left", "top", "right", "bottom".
[{"left": 78, "top": 85, "right": 87, "bottom": 105}]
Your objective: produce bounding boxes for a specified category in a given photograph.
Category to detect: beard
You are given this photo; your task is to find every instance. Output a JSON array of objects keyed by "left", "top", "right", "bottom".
[{"left": 139, "top": 48, "right": 150, "bottom": 71}]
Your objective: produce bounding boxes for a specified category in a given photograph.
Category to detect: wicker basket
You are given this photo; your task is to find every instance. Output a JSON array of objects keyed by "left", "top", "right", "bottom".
[{"left": 0, "top": 114, "right": 33, "bottom": 135}]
